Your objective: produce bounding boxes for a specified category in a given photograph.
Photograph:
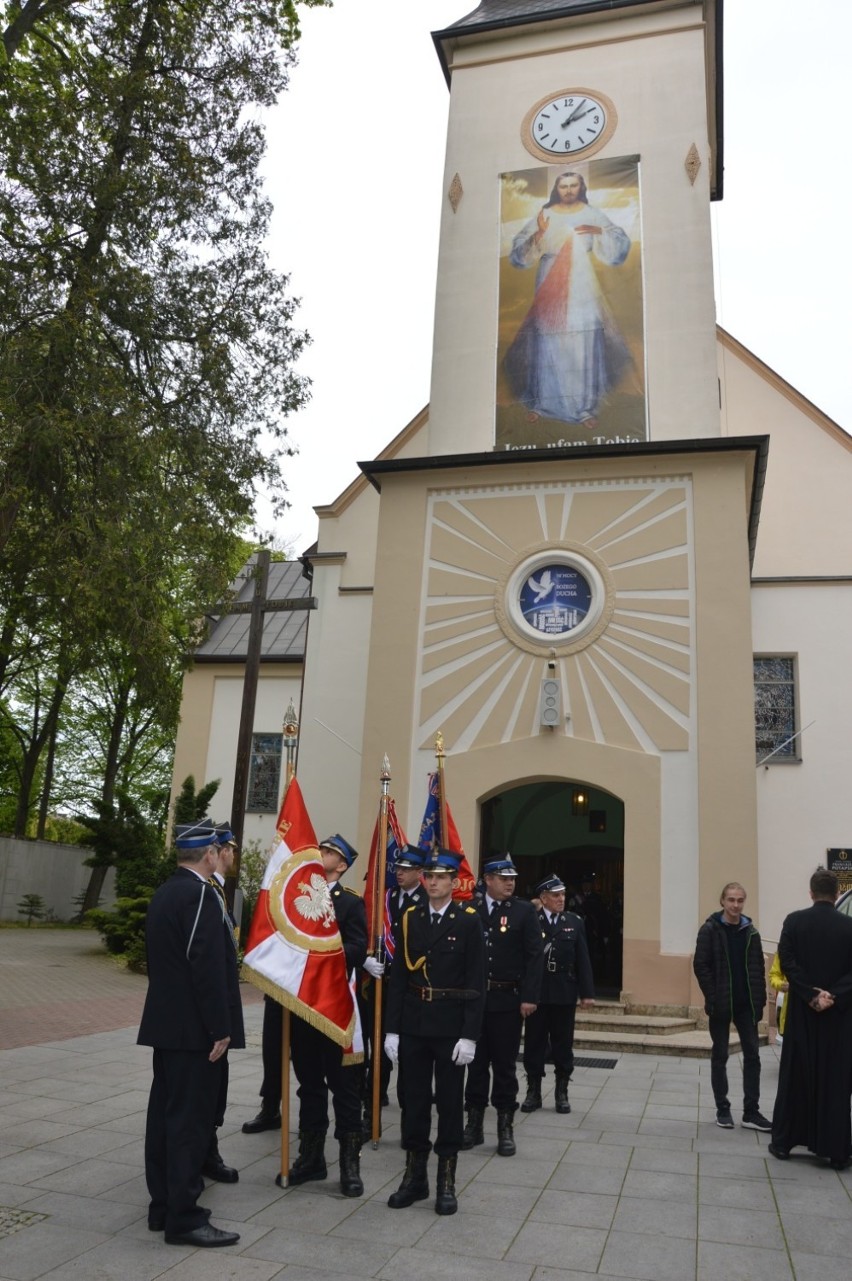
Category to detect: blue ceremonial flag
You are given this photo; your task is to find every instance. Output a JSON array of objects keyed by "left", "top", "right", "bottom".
[{"left": 416, "top": 773, "right": 475, "bottom": 900}]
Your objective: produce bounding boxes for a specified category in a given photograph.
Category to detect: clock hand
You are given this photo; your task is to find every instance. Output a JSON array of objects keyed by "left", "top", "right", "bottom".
[
  {"left": 560, "top": 98, "right": 587, "bottom": 128},
  {"left": 571, "top": 104, "right": 599, "bottom": 122}
]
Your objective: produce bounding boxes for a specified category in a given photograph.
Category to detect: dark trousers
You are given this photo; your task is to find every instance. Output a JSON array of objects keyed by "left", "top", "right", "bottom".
[
  {"left": 523, "top": 1002, "right": 577, "bottom": 1079},
  {"left": 259, "top": 996, "right": 283, "bottom": 1104},
  {"left": 399, "top": 1034, "right": 464, "bottom": 1158},
  {"left": 290, "top": 1015, "right": 362, "bottom": 1139},
  {"left": 213, "top": 1054, "right": 229, "bottom": 1129},
  {"left": 144, "top": 1049, "right": 222, "bottom": 1233},
  {"left": 709, "top": 1009, "right": 761, "bottom": 1113},
  {"left": 465, "top": 1008, "right": 523, "bottom": 1112},
  {"left": 363, "top": 979, "right": 394, "bottom": 1109}
]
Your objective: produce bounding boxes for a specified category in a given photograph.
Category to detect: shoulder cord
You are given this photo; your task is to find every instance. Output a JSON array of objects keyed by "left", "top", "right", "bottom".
[
  {"left": 402, "top": 909, "right": 429, "bottom": 984},
  {"left": 186, "top": 881, "right": 208, "bottom": 960}
]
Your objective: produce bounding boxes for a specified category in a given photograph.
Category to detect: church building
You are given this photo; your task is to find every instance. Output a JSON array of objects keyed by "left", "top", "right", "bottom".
[{"left": 171, "top": 0, "right": 852, "bottom": 1009}]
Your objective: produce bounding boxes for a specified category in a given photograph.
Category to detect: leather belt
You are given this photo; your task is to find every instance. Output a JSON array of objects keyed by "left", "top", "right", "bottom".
[
  {"left": 408, "top": 983, "right": 480, "bottom": 1002},
  {"left": 488, "top": 979, "right": 520, "bottom": 993}
]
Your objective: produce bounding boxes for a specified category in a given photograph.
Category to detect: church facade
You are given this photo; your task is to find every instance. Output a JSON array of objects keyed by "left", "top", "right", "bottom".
[{"left": 172, "top": 0, "right": 852, "bottom": 1009}]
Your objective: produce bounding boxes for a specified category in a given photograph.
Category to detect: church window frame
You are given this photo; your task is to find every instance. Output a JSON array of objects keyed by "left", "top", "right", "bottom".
[
  {"left": 246, "top": 732, "right": 284, "bottom": 812},
  {"left": 754, "top": 655, "right": 800, "bottom": 764}
]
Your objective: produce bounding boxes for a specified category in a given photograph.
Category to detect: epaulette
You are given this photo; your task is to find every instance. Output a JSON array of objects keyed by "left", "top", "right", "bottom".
[{"left": 342, "top": 885, "right": 360, "bottom": 896}]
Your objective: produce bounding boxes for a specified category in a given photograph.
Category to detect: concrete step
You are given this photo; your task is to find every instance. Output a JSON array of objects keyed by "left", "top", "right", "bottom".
[
  {"left": 576, "top": 1012, "right": 698, "bottom": 1036},
  {"left": 574, "top": 1027, "right": 769, "bottom": 1059}
]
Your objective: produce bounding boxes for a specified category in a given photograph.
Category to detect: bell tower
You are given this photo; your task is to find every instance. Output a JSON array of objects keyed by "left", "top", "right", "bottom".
[{"left": 427, "top": 0, "right": 723, "bottom": 455}]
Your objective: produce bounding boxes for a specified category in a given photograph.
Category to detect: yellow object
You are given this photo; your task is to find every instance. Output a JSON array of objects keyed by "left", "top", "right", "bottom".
[{"left": 769, "top": 952, "right": 787, "bottom": 1035}]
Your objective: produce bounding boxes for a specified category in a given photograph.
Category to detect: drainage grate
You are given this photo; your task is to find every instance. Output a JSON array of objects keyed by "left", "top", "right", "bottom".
[
  {"left": 0, "top": 1208, "right": 47, "bottom": 1240},
  {"left": 574, "top": 1056, "right": 618, "bottom": 1069}
]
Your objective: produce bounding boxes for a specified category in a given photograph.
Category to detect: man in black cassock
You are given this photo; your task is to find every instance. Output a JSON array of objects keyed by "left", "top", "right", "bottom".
[{"left": 770, "top": 867, "right": 852, "bottom": 1169}]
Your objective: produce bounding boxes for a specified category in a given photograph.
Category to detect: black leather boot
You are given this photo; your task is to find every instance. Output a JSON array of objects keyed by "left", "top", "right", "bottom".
[
  {"left": 288, "top": 1131, "right": 327, "bottom": 1184},
  {"left": 434, "top": 1155, "right": 458, "bottom": 1215},
  {"left": 338, "top": 1133, "right": 364, "bottom": 1197},
  {"left": 496, "top": 1109, "right": 516, "bottom": 1156},
  {"left": 555, "top": 1074, "right": 571, "bottom": 1114},
  {"left": 387, "top": 1151, "right": 430, "bottom": 1208},
  {"left": 520, "top": 1075, "right": 542, "bottom": 1113},
  {"left": 242, "top": 1101, "right": 281, "bottom": 1134},
  {"left": 461, "top": 1106, "right": 485, "bottom": 1150},
  {"left": 202, "top": 1132, "right": 239, "bottom": 1182}
]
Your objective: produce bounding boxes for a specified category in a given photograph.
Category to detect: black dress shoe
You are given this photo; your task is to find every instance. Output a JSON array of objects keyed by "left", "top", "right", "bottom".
[
  {"left": 829, "top": 1157, "right": 851, "bottom": 1170},
  {"left": 202, "top": 1155, "right": 239, "bottom": 1183},
  {"left": 242, "top": 1105, "right": 281, "bottom": 1134},
  {"left": 768, "top": 1143, "right": 790, "bottom": 1161},
  {"left": 148, "top": 1216, "right": 165, "bottom": 1232},
  {"left": 164, "top": 1224, "right": 240, "bottom": 1248}
]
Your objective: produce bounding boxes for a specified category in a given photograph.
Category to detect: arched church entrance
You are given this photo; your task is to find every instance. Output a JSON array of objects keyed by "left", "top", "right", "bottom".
[{"left": 480, "top": 780, "right": 624, "bottom": 997}]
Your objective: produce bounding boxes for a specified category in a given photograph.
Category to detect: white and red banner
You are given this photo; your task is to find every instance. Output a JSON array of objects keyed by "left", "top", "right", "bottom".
[{"left": 243, "top": 778, "right": 361, "bottom": 1054}]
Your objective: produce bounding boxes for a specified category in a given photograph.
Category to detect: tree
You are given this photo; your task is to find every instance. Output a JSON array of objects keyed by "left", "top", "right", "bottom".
[
  {"left": 0, "top": 1, "right": 327, "bottom": 837},
  {"left": 17, "top": 892, "right": 46, "bottom": 926}
]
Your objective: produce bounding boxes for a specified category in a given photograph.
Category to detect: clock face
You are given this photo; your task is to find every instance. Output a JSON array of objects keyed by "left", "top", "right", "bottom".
[{"left": 522, "top": 88, "right": 617, "bottom": 163}]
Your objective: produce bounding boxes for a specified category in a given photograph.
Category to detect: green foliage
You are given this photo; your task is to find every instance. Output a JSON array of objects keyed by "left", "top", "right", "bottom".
[
  {"left": 173, "top": 776, "right": 221, "bottom": 827},
  {"left": 0, "top": 0, "right": 329, "bottom": 840},
  {"left": 238, "top": 838, "right": 268, "bottom": 936},
  {"left": 17, "top": 892, "right": 46, "bottom": 925},
  {"left": 76, "top": 789, "right": 174, "bottom": 896},
  {"left": 87, "top": 895, "right": 151, "bottom": 971}
]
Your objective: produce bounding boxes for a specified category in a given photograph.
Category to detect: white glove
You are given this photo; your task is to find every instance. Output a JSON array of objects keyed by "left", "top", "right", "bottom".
[
  {"left": 384, "top": 1033, "right": 400, "bottom": 1064},
  {"left": 451, "top": 1038, "right": 476, "bottom": 1066},
  {"left": 364, "top": 956, "right": 385, "bottom": 979}
]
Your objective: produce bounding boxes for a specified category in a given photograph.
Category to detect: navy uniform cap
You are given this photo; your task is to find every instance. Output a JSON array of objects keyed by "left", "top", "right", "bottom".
[
  {"left": 422, "top": 847, "right": 463, "bottom": 874},
  {"left": 536, "top": 874, "right": 566, "bottom": 896},
  {"left": 395, "top": 844, "right": 426, "bottom": 870},
  {"left": 175, "top": 818, "right": 219, "bottom": 850},
  {"left": 483, "top": 855, "right": 518, "bottom": 877},
  {"left": 320, "top": 834, "right": 358, "bottom": 868}
]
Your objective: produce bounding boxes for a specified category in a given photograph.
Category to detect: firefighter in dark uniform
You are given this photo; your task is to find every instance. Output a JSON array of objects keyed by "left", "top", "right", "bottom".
[
  {"left": 384, "top": 848, "right": 486, "bottom": 1216},
  {"left": 462, "top": 855, "right": 544, "bottom": 1157},
  {"left": 286, "top": 834, "right": 368, "bottom": 1196},
  {"left": 362, "top": 844, "right": 427, "bottom": 1133},
  {"left": 138, "top": 820, "right": 244, "bottom": 1247},
  {"left": 521, "top": 874, "right": 594, "bottom": 1115}
]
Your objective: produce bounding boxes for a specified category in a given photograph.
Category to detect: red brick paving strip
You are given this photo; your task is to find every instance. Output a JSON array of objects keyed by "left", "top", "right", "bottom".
[{"left": 0, "top": 927, "right": 262, "bottom": 1050}]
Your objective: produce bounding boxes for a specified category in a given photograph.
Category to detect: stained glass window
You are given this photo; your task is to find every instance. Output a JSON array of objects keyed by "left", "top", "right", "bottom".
[
  {"left": 247, "top": 733, "right": 283, "bottom": 812},
  {"left": 754, "top": 657, "right": 798, "bottom": 763}
]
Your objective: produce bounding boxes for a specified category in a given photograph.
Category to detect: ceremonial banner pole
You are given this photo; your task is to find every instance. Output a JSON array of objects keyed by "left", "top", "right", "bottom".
[
  {"left": 435, "top": 731, "right": 448, "bottom": 850},
  {"left": 276, "top": 700, "right": 299, "bottom": 1187},
  {"left": 369, "top": 755, "right": 391, "bottom": 1147}
]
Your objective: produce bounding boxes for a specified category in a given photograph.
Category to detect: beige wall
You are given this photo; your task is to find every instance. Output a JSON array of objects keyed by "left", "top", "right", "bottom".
[
  {"left": 429, "top": 4, "right": 719, "bottom": 456},
  {"left": 357, "top": 445, "right": 757, "bottom": 1004}
]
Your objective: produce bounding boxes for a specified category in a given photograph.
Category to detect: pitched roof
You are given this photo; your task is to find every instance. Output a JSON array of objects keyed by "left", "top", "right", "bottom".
[
  {"left": 441, "top": 1, "right": 660, "bottom": 33},
  {"left": 194, "top": 558, "right": 310, "bottom": 663}
]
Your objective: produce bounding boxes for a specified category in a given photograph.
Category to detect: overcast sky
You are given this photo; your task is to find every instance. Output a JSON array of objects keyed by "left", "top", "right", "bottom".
[{"left": 260, "top": 0, "right": 852, "bottom": 551}]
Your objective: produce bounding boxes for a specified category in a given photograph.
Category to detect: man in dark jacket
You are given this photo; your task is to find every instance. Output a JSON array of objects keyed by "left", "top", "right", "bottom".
[
  {"left": 384, "top": 848, "right": 486, "bottom": 1216},
  {"left": 287, "top": 834, "right": 367, "bottom": 1196},
  {"left": 521, "top": 874, "right": 594, "bottom": 1115},
  {"left": 138, "top": 821, "right": 245, "bottom": 1248},
  {"left": 693, "top": 882, "right": 769, "bottom": 1131},
  {"left": 462, "top": 855, "right": 544, "bottom": 1156}
]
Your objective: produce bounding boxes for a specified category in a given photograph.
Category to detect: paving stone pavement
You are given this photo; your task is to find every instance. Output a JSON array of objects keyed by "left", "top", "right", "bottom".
[{"left": 2, "top": 928, "right": 852, "bottom": 1279}]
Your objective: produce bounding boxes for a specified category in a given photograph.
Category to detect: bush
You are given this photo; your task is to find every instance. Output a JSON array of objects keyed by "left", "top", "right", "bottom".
[{"left": 87, "top": 896, "right": 151, "bottom": 972}]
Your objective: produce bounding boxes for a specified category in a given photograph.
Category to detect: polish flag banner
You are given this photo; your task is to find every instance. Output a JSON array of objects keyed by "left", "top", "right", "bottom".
[{"left": 243, "top": 778, "right": 360, "bottom": 1053}]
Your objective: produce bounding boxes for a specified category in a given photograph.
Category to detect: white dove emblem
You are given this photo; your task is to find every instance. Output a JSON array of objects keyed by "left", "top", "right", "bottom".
[
  {"left": 294, "top": 873, "right": 336, "bottom": 929},
  {"left": 528, "top": 569, "right": 554, "bottom": 603}
]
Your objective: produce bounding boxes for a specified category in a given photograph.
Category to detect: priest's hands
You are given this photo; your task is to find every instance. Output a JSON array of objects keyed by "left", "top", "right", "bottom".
[{"left": 809, "top": 989, "right": 835, "bottom": 1012}]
